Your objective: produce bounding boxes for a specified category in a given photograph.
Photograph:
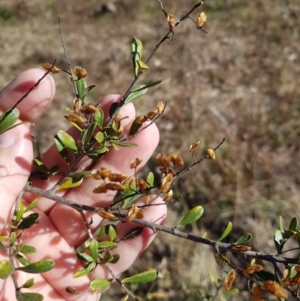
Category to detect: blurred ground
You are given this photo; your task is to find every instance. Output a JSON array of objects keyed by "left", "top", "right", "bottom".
[{"left": 1, "top": 0, "right": 300, "bottom": 300}]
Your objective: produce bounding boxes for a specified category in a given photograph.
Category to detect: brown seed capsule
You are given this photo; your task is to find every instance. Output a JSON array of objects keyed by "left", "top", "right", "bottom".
[
  {"left": 81, "top": 104, "right": 98, "bottom": 114},
  {"left": 97, "top": 210, "right": 116, "bottom": 220},
  {"left": 73, "top": 98, "right": 82, "bottom": 114},
  {"left": 93, "top": 183, "right": 108, "bottom": 193},
  {"left": 43, "top": 63, "right": 60, "bottom": 74},
  {"left": 108, "top": 173, "right": 128, "bottom": 182},
  {"left": 264, "top": 281, "right": 288, "bottom": 299},
  {"left": 137, "top": 178, "right": 147, "bottom": 193},
  {"left": 146, "top": 110, "right": 157, "bottom": 120},
  {"left": 73, "top": 66, "right": 87, "bottom": 79},
  {"left": 130, "top": 158, "right": 143, "bottom": 169},
  {"left": 161, "top": 173, "right": 173, "bottom": 193},
  {"left": 224, "top": 270, "right": 236, "bottom": 291},
  {"left": 197, "top": 12, "right": 207, "bottom": 28},
  {"left": 251, "top": 285, "right": 266, "bottom": 301},
  {"left": 127, "top": 204, "right": 138, "bottom": 221},
  {"left": 231, "top": 245, "right": 251, "bottom": 252},
  {"left": 167, "top": 13, "right": 175, "bottom": 33},
  {"left": 135, "top": 115, "right": 148, "bottom": 124},
  {"left": 135, "top": 208, "right": 145, "bottom": 219},
  {"left": 157, "top": 101, "right": 165, "bottom": 114},
  {"left": 243, "top": 264, "right": 263, "bottom": 275},
  {"left": 156, "top": 153, "right": 169, "bottom": 168},
  {"left": 206, "top": 149, "right": 216, "bottom": 160},
  {"left": 104, "top": 182, "right": 125, "bottom": 191},
  {"left": 163, "top": 189, "right": 173, "bottom": 202},
  {"left": 190, "top": 141, "right": 200, "bottom": 153},
  {"left": 65, "top": 113, "right": 87, "bottom": 128}
]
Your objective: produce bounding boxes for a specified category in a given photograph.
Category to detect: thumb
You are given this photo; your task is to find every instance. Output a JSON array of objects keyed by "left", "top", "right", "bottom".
[{"left": 0, "top": 124, "right": 33, "bottom": 234}]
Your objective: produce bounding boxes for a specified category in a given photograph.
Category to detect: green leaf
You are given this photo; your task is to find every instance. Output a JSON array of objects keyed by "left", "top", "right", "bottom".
[
  {"left": 19, "top": 292, "right": 44, "bottom": 301},
  {"left": 136, "top": 59, "right": 149, "bottom": 72},
  {"left": 16, "top": 254, "right": 32, "bottom": 266},
  {"left": 122, "top": 270, "right": 158, "bottom": 284},
  {"left": 16, "top": 259, "right": 55, "bottom": 273},
  {"left": 90, "top": 145, "right": 109, "bottom": 154},
  {"left": 279, "top": 215, "right": 284, "bottom": 232},
  {"left": 94, "top": 109, "right": 104, "bottom": 129},
  {"left": 98, "top": 241, "right": 117, "bottom": 249},
  {"left": 57, "top": 130, "right": 78, "bottom": 151},
  {"left": 99, "top": 251, "right": 114, "bottom": 265},
  {"left": 20, "top": 245, "right": 36, "bottom": 254},
  {"left": 109, "top": 102, "right": 119, "bottom": 118},
  {"left": 289, "top": 217, "right": 298, "bottom": 231},
  {"left": 131, "top": 37, "right": 143, "bottom": 76},
  {"left": 179, "top": 206, "right": 204, "bottom": 226},
  {"left": 16, "top": 202, "right": 24, "bottom": 223},
  {"left": 73, "top": 261, "right": 96, "bottom": 278},
  {"left": 111, "top": 140, "right": 138, "bottom": 148},
  {"left": 54, "top": 136, "right": 70, "bottom": 165},
  {"left": 10, "top": 232, "right": 17, "bottom": 245},
  {"left": 81, "top": 123, "right": 97, "bottom": 146},
  {"left": 89, "top": 239, "right": 99, "bottom": 262},
  {"left": 33, "top": 158, "right": 51, "bottom": 174},
  {"left": 0, "top": 260, "right": 12, "bottom": 279},
  {"left": 0, "top": 240, "right": 6, "bottom": 251},
  {"left": 90, "top": 278, "right": 111, "bottom": 292},
  {"left": 24, "top": 199, "right": 38, "bottom": 213},
  {"left": 121, "top": 227, "right": 143, "bottom": 240},
  {"left": 108, "top": 225, "right": 117, "bottom": 242},
  {"left": 125, "top": 85, "right": 148, "bottom": 105},
  {"left": 234, "top": 233, "right": 252, "bottom": 245},
  {"left": 18, "top": 213, "right": 39, "bottom": 230},
  {"left": 133, "top": 77, "right": 170, "bottom": 92},
  {"left": 76, "top": 252, "right": 94, "bottom": 262},
  {"left": 147, "top": 172, "right": 154, "bottom": 187},
  {"left": 21, "top": 278, "right": 34, "bottom": 288},
  {"left": 76, "top": 78, "right": 87, "bottom": 102},
  {"left": 218, "top": 221, "right": 233, "bottom": 242},
  {"left": 95, "top": 131, "right": 104, "bottom": 144},
  {"left": 82, "top": 84, "right": 97, "bottom": 99},
  {"left": 0, "top": 108, "right": 20, "bottom": 133},
  {"left": 110, "top": 254, "right": 120, "bottom": 264},
  {"left": 57, "top": 177, "right": 84, "bottom": 190}
]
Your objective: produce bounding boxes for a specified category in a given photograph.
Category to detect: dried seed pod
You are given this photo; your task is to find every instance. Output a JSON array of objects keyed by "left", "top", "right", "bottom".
[
  {"left": 130, "top": 158, "right": 143, "bottom": 169},
  {"left": 73, "top": 98, "right": 82, "bottom": 114},
  {"left": 161, "top": 173, "right": 173, "bottom": 193},
  {"left": 197, "top": 12, "right": 207, "bottom": 28},
  {"left": 81, "top": 104, "right": 98, "bottom": 114},
  {"left": 97, "top": 210, "right": 116, "bottom": 220},
  {"left": 224, "top": 270, "right": 236, "bottom": 291},
  {"left": 104, "top": 182, "right": 125, "bottom": 191},
  {"left": 65, "top": 113, "right": 87, "bottom": 128},
  {"left": 264, "top": 281, "right": 288, "bottom": 299},
  {"left": 251, "top": 285, "right": 266, "bottom": 301},
  {"left": 156, "top": 153, "right": 169, "bottom": 168},
  {"left": 91, "top": 168, "right": 111, "bottom": 180},
  {"left": 43, "top": 63, "right": 60, "bottom": 74},
  {"left": 167, "top": 13, "right": 175, "bottom": 33},
  {"left": 135, "top": 115, "right": 148, "bottom": 124},
  {"left": 137, "top": 178, "right": 147, "bottom": 193},
  {"left": 135, "top": 208, "right": 145, "bottom": 219},
  {"left": 108, "top": 173, "right": 128, "bottom": 182},
  {"left": 157, "top": 101, "right": 165, "bottom": 114},
  {"left": 163, "top": 189, "right": 173, "bottom": 202},
  {"left": 206, "top": 149, "right": 216, "bottom": 160},
  {"left": 231, "top": 245, "right": 251, "bottom": 252},
  {"left": 190, "top": 141, "right": 200, "bottom": 152},
  {"left": 127, "top": 204, "right": 138, "bottom": 221},
  {"left": 93, "top": 183, "right": 108, "bottom": 193},
  {"left": 146, "top": 110, "right": 157, "bottom": 120},
  {"left": 243, "top": 264, "right": 263, "bottom": 275},
  {"left": 73, "top": 66, "right": 87, "bottom": 79}
]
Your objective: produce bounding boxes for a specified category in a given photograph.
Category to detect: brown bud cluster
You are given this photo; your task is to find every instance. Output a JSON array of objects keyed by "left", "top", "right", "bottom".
[
  {"left": 43, "top": 63, "right": 60, "bottom": 74},
  {"left": 130, "top": 158, "right": 143, "bottom": 169},
  {"left": 167, "top": 13, "right": 175, "bottom": 33},
  {"left": 127, "top": 204, "right": 145, "bottom": 221},
  {"left": 156, "top": 153, "right": 184, "bottom": 176},
  {"left": 73, "top": 66, "right": 87, "bottom": 79},
  {"left": 134, "top": 102, "right": 166, "bottom": 127},
  {"left": 197, "top": 12, "right": 207, "bottom": 28}
]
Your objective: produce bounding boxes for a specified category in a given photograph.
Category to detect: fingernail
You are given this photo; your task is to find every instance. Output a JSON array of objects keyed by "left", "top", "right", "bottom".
[{"left": 0, "top": 129, "right": 17, "bottom": 148}]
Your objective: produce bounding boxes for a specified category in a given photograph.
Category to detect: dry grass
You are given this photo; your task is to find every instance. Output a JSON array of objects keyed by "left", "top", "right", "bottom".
[{"left": 1, "top": 0, "right": 300, "bottom": 300}]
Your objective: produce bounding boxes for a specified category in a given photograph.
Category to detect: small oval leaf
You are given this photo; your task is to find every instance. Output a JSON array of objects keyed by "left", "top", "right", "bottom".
[
  {"left": 22, "top": 278, "right": 35, "bottom": 288},
  {"left": 234, "top": 233, "right": 252, "bottom": 245},
  {"left": 20, "top": 292, "right": 44, "bottom": 301},
  {"left": 122, "top": 270, "right": 158, "bottom": 284},
  {"left": 0, "top": 108, "right": 20, "bottom": 133},
  {"left": 20, "top": 245, "right": 36, "bottom": 254},
  {"left": 57, "top": 130, "right": 78, "bottom": 151},
  {"left": 0, "top": 260, "right": 12, "bottom": 279},
  {"left": 179, "top": 206, "right": 204, "bottom": 226},
  {"left": 90, "top": 278, "right": 111, "bottom": 292},
  {"left": 289, "top": 217, "right": 298, "bottom": 231},
  {"left": 18, "top": 213, "right": 39, "bottom": 230},
  {"left": 89, "top": 239, "right": 99, "bottom": 262},
  {"left": 16, "top": 259, "right": 55, "bottom": 274},
  {"left": 218, "top": 221, "right": 233, "bottom": 242}
]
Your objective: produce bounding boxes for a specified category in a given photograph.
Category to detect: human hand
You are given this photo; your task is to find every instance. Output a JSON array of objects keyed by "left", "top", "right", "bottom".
[{"left": 0, "top": 69, "right": 166, "bottom": 301}]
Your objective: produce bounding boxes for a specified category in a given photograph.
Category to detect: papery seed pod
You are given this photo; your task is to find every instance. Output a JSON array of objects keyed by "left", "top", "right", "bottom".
[
  {"left": 138, "top": 178, "right": 147, "bottom": 193},
  {"left": 224, "top": 270, "right": 236, "bottom": 291},
  {"left": 231, "top": 245, "right": 251, "bottom": 252},
  {"left": 108, "top": 173, "right": 128, "bottom": 182},
  {"left": 251, "top": 285, "right": 266, "bottom": 301},
  {"left": 81, "top": 104, "right": 98, "bottom": 114},
  {"left": 190, "top": 141, "right": 200, "bottom": 153},
  {"left": 127, "top": 204, "right": 138, "bottom": 221},
  {"left": 43, "top": 63, "right": 60, "bottom": 74},
  {"left": 283, "top": 276, "right": 300, "bottom": 287},
  {"left": 130, "top": 158, "right": 143, "bottom": 169},
  {"left": 73, "top": 66, "right": 87, "bottom": 79},
  {"left": 159, "top": 167, "right": 175, "bottom": 176},
  {"left": 282, "top": 269, "right": 289, "bottom": 281},
  {"left": 163, "top": 189, "right": 173, "bottom": 202},
  {"left": 156, "top": 153, "right": 169, "bottom": 168},
  {"left": 243, "top": 264, "right": 263, "bottom": 275},
  {"left": 264, "top": 281, "right": 288, "bottom": 299},
  {"left": 161, "top": 173, "right": 173, "bottom": 193},
  {"left": 295, "top": 266, "right": 300, "bottom": 273},
  {"left": 197, "top": 12, "right": 207, "bottom": 28},
  {"left": 146, "top": 110, "right": 157, "bottom": 120},
  {"left": 157, "top": 101, "right": 165, "bottom": 114},
  {"left": 73, "top": 98, "right": 82, "bottom": 114},
  {"left": 97, "top": 210, "right": 116, "bottom": 220},
  {"left": 135, "top": 208, "right": 145, "bottom": 219},
  {"left": 135, "top": 115, "right": 148, "bottom": 124},
  {"left": 105, "top": 182, "right": 125, "bottom": 191},
  {"left": 91, "top": 168, "right": 112, "bottom": 180},
  {"left": 65, "top": 113, "right": 87, "bottom": 128},
  {"left": 174, "top": 155, "right": 184, "bottom": 166},
  {"left": 93, "top": 183, "right": 108, "bottom": 193},
  {"left": 167, "top": 13, "right": 175, "bottom": 33},
  {"left": 123, "top": 176, "right": 137, "bottom": 185},
  {"left": 206, "top": 149, "right": 216, "bottom": 160}
]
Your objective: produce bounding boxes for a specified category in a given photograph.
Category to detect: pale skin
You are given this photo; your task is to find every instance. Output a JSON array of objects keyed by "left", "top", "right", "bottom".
[{"left": 0, "top": 69, "right": 166, "bottom": 301}]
